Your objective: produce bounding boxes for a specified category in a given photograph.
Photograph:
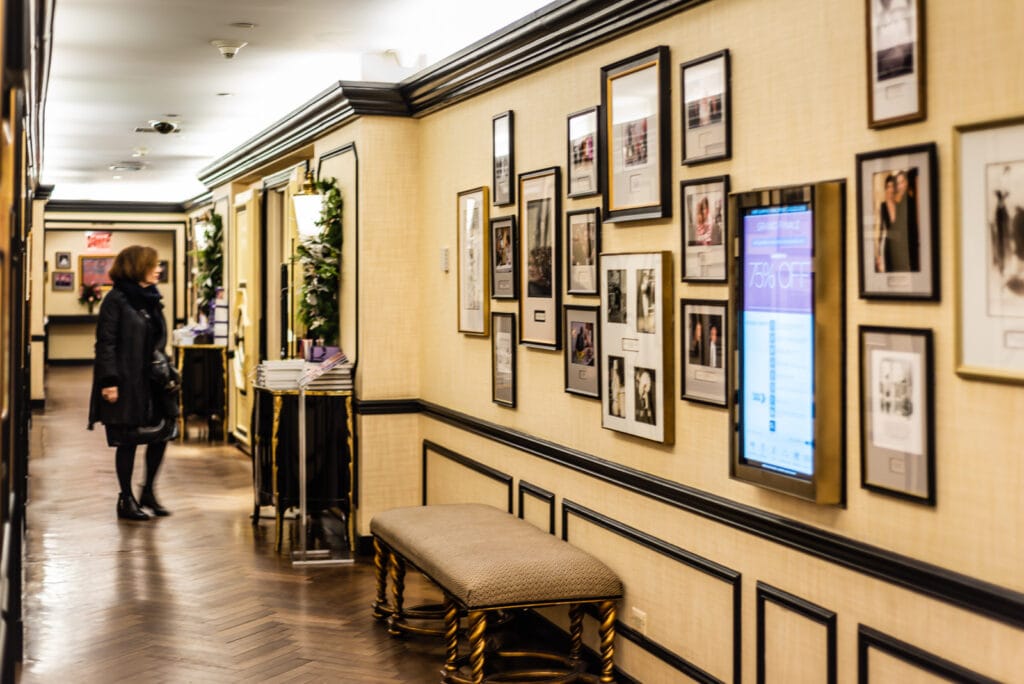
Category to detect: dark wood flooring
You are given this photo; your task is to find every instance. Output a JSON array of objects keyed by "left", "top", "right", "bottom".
[{"left": 18, "top": 365, "right": 449, "bottom": 683}]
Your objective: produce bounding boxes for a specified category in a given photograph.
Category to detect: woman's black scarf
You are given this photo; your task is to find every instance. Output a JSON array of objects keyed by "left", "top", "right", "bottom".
[{"left": 114, "top": 278, "right": 163, "bottom": 315}]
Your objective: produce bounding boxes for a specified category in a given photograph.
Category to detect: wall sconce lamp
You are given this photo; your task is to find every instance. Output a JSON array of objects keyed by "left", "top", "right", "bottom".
[{"left": 292, "top": 170, "right": 323, "bottom": 238}]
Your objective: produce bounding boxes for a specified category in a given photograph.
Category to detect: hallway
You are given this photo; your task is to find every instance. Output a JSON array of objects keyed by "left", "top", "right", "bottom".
[{"left": 19, "top": 366, "right": 442, "bottom": 683}]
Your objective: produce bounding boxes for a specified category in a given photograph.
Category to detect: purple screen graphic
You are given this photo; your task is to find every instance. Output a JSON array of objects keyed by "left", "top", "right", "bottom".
[{"left": 742, "top": 207, "right": 813, "bottom": 313}]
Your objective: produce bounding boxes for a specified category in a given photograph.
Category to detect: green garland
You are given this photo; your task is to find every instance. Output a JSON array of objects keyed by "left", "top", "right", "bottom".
[
  {"left": 195, "top": 210, "right": 224, "bottom": 317},
  {"left": 296, "top": 177, "right": 342, "bottom": 345}
]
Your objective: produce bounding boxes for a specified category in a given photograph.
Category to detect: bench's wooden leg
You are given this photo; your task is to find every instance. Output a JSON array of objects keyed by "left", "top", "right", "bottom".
[
  {"left": 569, "top": 603, "right": 584, "bottom": 665},
  {"left": 597, "top": 600, "right": 617, "bottom": 684},
  {"left": 467, "top": 610, "right": 487, "bottom": 684},
  {"left": 372, "top": 538, "right": 388, "bottom": 619},
  {"left": 443, "top": 597, "right": 459, "bottom": 673},
  {"left": 386, "top": 551, "right": 406, "bottom": 636}
]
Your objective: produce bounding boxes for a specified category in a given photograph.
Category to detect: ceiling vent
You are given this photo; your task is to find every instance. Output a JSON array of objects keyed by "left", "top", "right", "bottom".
[
  {"left": 135, "top": 120, "right": 180, "bottom": 134},
  {"left": 109, "top": 160, "right": 146, "bottom": 172}
]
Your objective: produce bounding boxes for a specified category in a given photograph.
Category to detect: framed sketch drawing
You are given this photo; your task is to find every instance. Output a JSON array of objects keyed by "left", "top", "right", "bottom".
[
  {"left": 51, "top": 270, "right": 74, "bottom": 291},
  {"left": 490, "top": 216, "right": 518, "bottom": 299},
  {"left": 866, "top": 0, "right": 926, "bottom": 128},
  {"left": 859, "top": 326, "right": 935, "bottom": 504},
  {"left": 55, "top": 251, "right": 72, "bottom": 270},
  {"left": 681, "top": 175, "right": 729, "bottom": 281},
  {"left": 567, "top": 208, "right": 601, "bottom": 295},
  {"left": 492, "top": 312, "right": 517, "bottom": 407},
  {"left": 457, "top": 187, "right": 490, "bottom": 335},
  {"left": 681, "top": 299, "right": 727, "bottom": 406},
  {"left": 600, "top": 251, "right": 674, "bottom": 444},
  {"left": 79, "top": 254, "right": 115, "bottom": 287},
  {"left": 955, "top": 116, "right": 1024, "bottom": 383},
  {"left": 567, "top": 106, "right": 600, "bottom": 198},
  {"left": 564, "top": 305, "right": 600, "bottom": 398},
  {"left": 681, "top": 49, "right": 731, "bottom": 164},
  {"left": 493, "top": 111, "right": 515, "bottom": 206},
  {"left": 856, "top": 143, "right": 938, "bottom": 299},
  {"left": 601, "top": 46, "right": 671, "bottom": 222},
  {"left": 519, "top": 167, "right": 562, "bottom": 348}
]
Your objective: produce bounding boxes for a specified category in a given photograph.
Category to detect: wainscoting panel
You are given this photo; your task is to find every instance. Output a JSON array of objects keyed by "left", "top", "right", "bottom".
[
  {"left": 857, "top": 625, "right": 999, "bottom": 684},
  {"left": 756, "top": 582, "right": 836, "bottom": 684},
  {"left": 518, "top": 481, "right": 555, "bottom": 534},
  {"left": 422, "top": 440, "right": 513, "bottom": 512}
]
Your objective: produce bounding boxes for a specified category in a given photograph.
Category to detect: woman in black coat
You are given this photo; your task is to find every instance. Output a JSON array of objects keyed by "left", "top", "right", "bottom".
[{"left": 88, "top": 245, "right": 178, "bottom": 520}]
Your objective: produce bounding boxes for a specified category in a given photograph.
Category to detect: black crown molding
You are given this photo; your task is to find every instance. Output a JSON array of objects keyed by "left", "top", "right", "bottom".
[
  {"left": 197, "top": 0, "right": 706, "bottom": 191},
  {"left": 45, "top": 199, "right": 185, "bottom": 214},
  {"left": 196, "top": 81, "right": 408, "bottom": 189},
  {"left": 33, "top": 184, "right": 54, "bottom": 201}
]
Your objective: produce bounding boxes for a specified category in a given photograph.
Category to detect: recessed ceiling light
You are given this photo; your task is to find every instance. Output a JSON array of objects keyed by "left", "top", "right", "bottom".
[
  {"left": 229, "top": 22, "right": 257, "bottom": 29},
  {"left": 112, "top": 175, "right": 122, "bottom": 180},
  {"left": 131, "top": 147, "right": 148, "bottom": 158},
  {"left": 109, "top": 160, "right": 145, "bottom": 172}
]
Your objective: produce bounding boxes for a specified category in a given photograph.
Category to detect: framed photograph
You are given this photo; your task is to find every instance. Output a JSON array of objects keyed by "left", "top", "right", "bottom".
[
  {"left": 567, "top": 106, "right": 600, "bottom": 198},
  {"left": 457, "top": 186, "right": 490, "bottom": 335},
  {"left": 79, "top": 254, "right": 115, "bottom": 288},
  {"left": 859, "top": 326, "right": 934, "bottom": 504},
  {"left": 681, "top": 175, "right": 729, "bottom": 281},
  {"left": 856, "top": 143, "right": 938, "bottom": 299},
  {"left": 564, "top": 305, "right": 600, "bottom": 398},
  {"left": 681, "top": 49, "right": 731, "bottom": 164},
  {"left": 601, "top": 46, "right": 671, "bottom": 223},
  {"left": 54, "top": 251, "right": 72, "bottom": 270},
  {"left": 600, "top": 251, "right": 674, "bottom": 444},
  {"left": 51, "top": 270, "right": 74, "bottom": 291},
  {"left": 567, "top": 208, "right": 601, "bottom": 295},
  {"left": 492, "top": 312, "right": 517, "bottom": 407},
  {"left": 955, "top": 116, "right": 1024, "bottom": 383},
  {"left": 519, "top": 167, "right": 562, "bottom": 348},
  {"left": 681, "top": 299, "right": 727, "bottom": 406},
  {"left": 493, "top": 111, "right": 515, "bottom": 206},
  {"left": 490, "top": 216, "right": 518, "bottom": 299},
  {"left": 866, "top": 0, "right": 926, "bottom": 128}
]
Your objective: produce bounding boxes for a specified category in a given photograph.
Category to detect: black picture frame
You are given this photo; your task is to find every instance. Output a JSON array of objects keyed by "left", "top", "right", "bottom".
[
  {"left": 681, "top": 298, "right": 728, "bottom": 406},
  {"left": 600, "top": 46, "right": 671, "bottom": 223},
  {"left": 859, "top": 325, "right": 935, "bottom": 504},
  {"left": 680, "top": 49, "right": 731, "bottom": 165},
  {"left": 567, "top": 106, "right": 601, "bottom": 198},
  {"left": 490, "top": 215, "right": 518, "bottom": 299},
  {"left": 493, "top": 111, "right": 515, "bottom": 206},
  {"left": 54, "top": 251, "right": 72, "bottom": 270},
  {"left": 566, "top": 208, "right": 601, "bottom": 295},
  {"left": 866, "top": 0, "right": 926, "bottom": 128},
  {"left": 681, "top": 175, "right": 729, "bottom": 282},
  {"left": 856, "top": 142, "right": 938, "bottom": 300},
  {"left": 519, "top": 166, "right": 562, "bottom": 349},
  {"left": 492, "top": 312, "right": 517, "bottom": 407},
  {"left": 564, "top": 305, "right": 600, "bottom": 398}
]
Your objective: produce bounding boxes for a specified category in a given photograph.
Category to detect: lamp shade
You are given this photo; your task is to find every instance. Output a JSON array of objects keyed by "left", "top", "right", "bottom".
[{"left": 292, "top": 193, "right": 324, "bottom": 237}]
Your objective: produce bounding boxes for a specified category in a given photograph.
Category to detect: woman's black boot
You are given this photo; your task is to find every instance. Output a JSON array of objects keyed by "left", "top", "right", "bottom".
[
  {"left": 139, "top": 486, "right": 170, "bottom": 516},
  {"left": 117, "top": 492, "right": 150, "bottom": 521}
]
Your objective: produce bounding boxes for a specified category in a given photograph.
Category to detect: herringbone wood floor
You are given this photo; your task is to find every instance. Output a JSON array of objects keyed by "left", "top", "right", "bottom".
[{"left": 18, "top": 366, "right": 449, "bottom": 683}]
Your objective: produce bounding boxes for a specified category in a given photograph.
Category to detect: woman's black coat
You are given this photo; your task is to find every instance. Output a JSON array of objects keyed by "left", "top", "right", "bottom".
[{"left": 88, "top": 286, "right": 167, "bottom": 429}]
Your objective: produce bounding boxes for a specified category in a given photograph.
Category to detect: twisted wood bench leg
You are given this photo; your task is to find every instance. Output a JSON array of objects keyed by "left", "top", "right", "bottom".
[
  {"left": 372, "top": 538, "right": 389, "bottom": 619},
  {"left": 597, "top": 600, "right": 617, "bottom": 683},
  {"left": 569, "top": 603, "right": 584, "bottom": 666},
  {"left": 386, "top": 551, "right": 406, "bottom": 636},
  {"left": 467, "top": 610, "right": 487, "bottom": 684},
  {"left": 443, "top": 597, "right": 460, "bottom": 674}
]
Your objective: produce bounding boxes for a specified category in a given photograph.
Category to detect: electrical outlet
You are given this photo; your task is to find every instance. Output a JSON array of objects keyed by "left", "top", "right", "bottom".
[{"left": 630, "top": 607, "right": 647, "bottom": 635}]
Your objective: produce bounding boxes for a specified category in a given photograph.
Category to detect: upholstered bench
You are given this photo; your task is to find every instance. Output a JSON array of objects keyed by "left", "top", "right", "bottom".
[{"left": 371, "top": 503, "right": 623, "bottom": 684}]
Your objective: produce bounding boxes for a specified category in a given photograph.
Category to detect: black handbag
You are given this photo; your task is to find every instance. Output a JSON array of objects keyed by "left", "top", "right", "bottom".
[{"left": 150, "top": 350, "right": 181, "bottom": 394}]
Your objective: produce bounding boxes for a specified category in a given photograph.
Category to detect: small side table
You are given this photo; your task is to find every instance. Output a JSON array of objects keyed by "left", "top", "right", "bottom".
[{"left": 174, "top": 344, "right": 228, "bottom": 441}]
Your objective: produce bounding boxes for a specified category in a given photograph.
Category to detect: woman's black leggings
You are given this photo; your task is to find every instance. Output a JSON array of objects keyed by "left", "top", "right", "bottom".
[{"left": 115, "top": 440, "right": 167, "bottom": 496}]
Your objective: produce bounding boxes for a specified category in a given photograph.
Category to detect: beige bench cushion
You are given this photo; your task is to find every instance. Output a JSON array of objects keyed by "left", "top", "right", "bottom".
[{"left": 371, "top": 503, "right": 623, "bottom": 610}]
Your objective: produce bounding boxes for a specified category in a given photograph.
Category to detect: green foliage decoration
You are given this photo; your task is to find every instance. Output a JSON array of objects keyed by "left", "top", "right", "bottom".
[
  {"left": 296, "top": 177, "right": 342, "bottom": 346},
  {"left": 195, "top": 210, "right": 223, "bottom": 318}
]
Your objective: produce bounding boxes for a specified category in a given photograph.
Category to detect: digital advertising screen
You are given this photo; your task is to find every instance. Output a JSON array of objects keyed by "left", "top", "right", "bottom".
[{"left": 739, "top": 204, "right": 816, "bottom": 478}]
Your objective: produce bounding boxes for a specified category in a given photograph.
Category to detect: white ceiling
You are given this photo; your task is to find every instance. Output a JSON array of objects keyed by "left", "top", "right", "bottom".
[{"left": 42, "top": 0, "right": 553, "bottom": 202}]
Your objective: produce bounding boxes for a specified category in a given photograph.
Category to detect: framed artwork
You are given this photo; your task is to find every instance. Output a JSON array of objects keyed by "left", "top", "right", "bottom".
[
  {"left": 519, "top": 167, "right": 562, "bottom": 348},
  {"left": 492, "top": 312, "right": 517, "bottom": 407},
  {"left": 490, "top": 216, "right": 518, "bottom": 299},
  {"left": 600, "top": 251, "right": 674, "bottom": 444},
  {"left": 955, "top": 116, "right": 1024, "bottom": 383},
  {"left": 493, "top": 111, "right": 515, "bottom": 206},
  {"left": 681, "top": 175, "right": 729, "bottom": 281},
  {"left": 859, "top": 325, "right": 935, "bottom": 504},
  {"left": 567, "top": 106, "right": 600, "bottom": 198},
  {"left": 54, "top": 251, "right": 72, "bottom": 270},
  {"left": 51, "top": 270, "right": 74, "bottom": 291},
  {"left": 567, "top": 208, "right": 601, "bottom": 295},
  {"left": 158, "top": 259, "right": 169, "bottom": 283},
  {"left": 79, "top": 254, "right": 115, "bottom": 287},
  {"left": 856, "top": 143, "right": 938, "bottom": 299},
  {"left": 680, "top": 49, "right": 731, "bottom": 164},
  {"left": 457, "top": 186, "right": 490, "bottom": 335},
  {"left": 601, "top": 46, "right": 671, "bottom": 223},
  {"left": 681, "top": 299, "right": 728, "bottom": 406},
  {"left": 866, "top": 0, "right": 926, "bottom": 128},
  {"left": 564, "top": 305, "right": 600, "bottom": 398}
]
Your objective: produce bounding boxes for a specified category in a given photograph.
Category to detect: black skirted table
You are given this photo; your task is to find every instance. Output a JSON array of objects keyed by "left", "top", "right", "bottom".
[
  {"left": 251, "top": 385, "right": 353, "bottom": 553},
  {"left": 174, "top": 344, "right": 227, "bottom": 441}
]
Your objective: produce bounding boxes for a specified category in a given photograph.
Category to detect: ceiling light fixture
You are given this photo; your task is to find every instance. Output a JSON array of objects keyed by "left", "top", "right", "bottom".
[{"left": 211, "top": 39, "right": 247, "bottom": 60}]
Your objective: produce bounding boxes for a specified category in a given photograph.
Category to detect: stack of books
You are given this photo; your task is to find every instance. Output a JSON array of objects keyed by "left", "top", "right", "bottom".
[
  {"left": 298, "top": 350, "right": 353, "bottom": 391},
  {"left": 256, "top": 359, "right": 307, "bottom": 389}
]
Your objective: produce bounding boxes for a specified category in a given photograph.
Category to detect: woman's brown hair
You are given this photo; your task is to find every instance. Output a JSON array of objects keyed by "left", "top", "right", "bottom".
[{"left": 108, "top": 245, "right": 159, "bottom": 283}]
